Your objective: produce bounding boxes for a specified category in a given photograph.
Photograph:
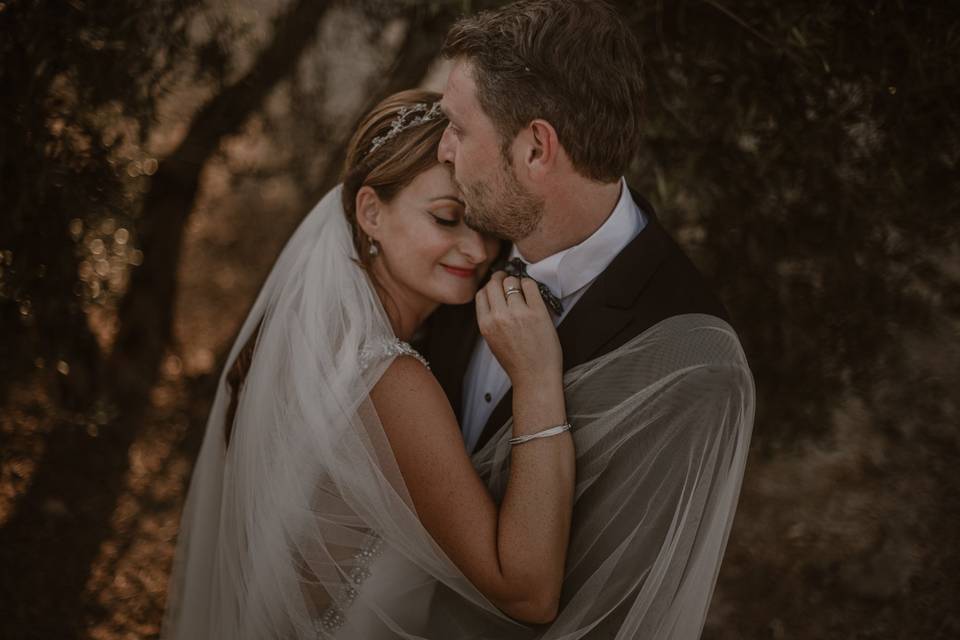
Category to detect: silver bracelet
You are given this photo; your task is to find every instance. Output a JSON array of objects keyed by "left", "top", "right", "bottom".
[{"left": 508, "top": 422, "right": 572, "bottom": 446}]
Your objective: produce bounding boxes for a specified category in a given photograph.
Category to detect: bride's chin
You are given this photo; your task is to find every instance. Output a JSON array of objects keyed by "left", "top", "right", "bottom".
[
  {"left": 447, "top": 292, "right": 476, "bottom": 306},
  {"left": 433, "top": 286, "right": 477, "bottom": 306}
]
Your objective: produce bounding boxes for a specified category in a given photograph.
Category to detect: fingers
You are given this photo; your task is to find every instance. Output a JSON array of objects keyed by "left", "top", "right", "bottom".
[
  {"left": 478, "top": 269, "right": 542, "bottom": 337},
  {"left": 488, "top": 270, "right": 507, "bottom": 286},
  {"left": 520, "top": 276, "right": 548, "bottom": 314},
  {"left": 485, "top": 270, "right": 508, "bottom": 314},
  {"left": 476, "top": 268, "right": 563, "bottom": 382},
  {"left": 475, "top": 283, "right": 490, "bottom": 317},
  {"left": 502, "top": 275, "right": 525, "bottom": 307}
]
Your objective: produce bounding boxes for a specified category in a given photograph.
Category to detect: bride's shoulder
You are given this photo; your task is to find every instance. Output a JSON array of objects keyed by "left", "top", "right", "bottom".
[
  {"left": 359, "top": 337, "right": 430, "bottom": 372},
  {"left": 369, "top": 353, "right": 463, "bottom": 473},
  {"left": 367, "top": 343, "right": 452, "bottom": 420}
]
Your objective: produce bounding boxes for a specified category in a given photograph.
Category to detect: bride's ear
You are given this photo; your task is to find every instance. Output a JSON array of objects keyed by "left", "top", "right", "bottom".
[{"left": 355, "top": 186, "right": 383, "bottom": 238}]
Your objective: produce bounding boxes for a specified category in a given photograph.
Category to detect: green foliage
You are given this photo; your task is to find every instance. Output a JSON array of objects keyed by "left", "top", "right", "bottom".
[
  {"left": 0, "top": 0, "right": 207, "bottom": 403},
  {"left": 620, "top": 0, "right": 959, "bottom": 446}
]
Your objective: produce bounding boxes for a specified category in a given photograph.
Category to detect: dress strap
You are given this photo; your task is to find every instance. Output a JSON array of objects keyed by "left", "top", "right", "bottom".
[
  {"left": 387, "top": 340, "right": 430, "bottom": 370},
  {"left": 359, "top": 338, "right": 430, "bottom": 371}
]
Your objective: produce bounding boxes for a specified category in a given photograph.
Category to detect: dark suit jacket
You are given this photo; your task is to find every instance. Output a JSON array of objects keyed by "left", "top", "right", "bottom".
[{"left": 420, "top": 188, "right": 728, "bottom": 453}]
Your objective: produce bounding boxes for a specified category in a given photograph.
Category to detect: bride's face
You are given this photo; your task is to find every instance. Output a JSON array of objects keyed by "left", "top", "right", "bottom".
[{"left": 368, "top": 164, "right": 500, "bottom": 307}]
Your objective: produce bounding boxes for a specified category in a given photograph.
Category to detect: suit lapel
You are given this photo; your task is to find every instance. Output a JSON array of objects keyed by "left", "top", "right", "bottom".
[
  {"left": 472, "top": 194, "right": 670, "bottom": 452},
  {"left": 555, "top": 211, "right": 670, "bottom": 368}
]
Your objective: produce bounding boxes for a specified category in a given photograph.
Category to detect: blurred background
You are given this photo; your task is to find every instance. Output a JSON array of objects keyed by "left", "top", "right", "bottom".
[{"left": 1, "top": 0, "right": 958, "bottom": 638}]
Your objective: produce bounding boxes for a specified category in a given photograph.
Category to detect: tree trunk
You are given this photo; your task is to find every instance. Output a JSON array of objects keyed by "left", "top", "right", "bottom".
[
  {"left": 314, "top": 4, "right": 460, "bottom": 198},
  {"left": 0, "top": 2, "right": 332, "bottom": 637},
  {"left": 110, "top": 0, "right": 333, "bottom": 403}
]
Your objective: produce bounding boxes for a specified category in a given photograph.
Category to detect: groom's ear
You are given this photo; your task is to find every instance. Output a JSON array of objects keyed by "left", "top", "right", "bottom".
[
  {"left": 526, "top": 119, "right": 560, "bottom": 178},
  {"left": 355, "top": 186, "right": 383, "bottom": 237}
]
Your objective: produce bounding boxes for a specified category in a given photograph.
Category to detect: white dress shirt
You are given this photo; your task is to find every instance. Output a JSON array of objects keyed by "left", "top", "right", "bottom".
[{"left": 460, "top": 178, "right": 647, "bottom": 451}]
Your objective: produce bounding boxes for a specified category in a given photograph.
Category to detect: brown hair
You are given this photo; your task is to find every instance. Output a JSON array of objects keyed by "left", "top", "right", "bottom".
[
  {"left": 224, "top": 89, "right": 448, "bottom": 447},
  {"left": 341, "top": 89, "right": 449, "bottom": 268},
  {"left": 442, "top": 0, "right": 644, "bottom": 182}
]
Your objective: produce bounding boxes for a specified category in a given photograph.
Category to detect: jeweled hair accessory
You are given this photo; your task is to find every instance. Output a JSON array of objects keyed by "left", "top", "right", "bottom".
[{"left": 367, "top": 102, "right": 443, "bottom": 157}]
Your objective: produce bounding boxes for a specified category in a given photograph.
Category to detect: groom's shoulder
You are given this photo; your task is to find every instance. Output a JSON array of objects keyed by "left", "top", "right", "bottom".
[
  {"left": 561, "top": 189, "right": 731, "bottom": 370},
  {"left": 622, "top": 189, "right": 729, "bottom": 323}
]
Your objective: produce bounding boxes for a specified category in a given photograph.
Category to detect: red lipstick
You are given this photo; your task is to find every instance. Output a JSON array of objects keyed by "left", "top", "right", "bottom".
[{"left": 441, "top": 265, "right": 476, "bottom": 278}]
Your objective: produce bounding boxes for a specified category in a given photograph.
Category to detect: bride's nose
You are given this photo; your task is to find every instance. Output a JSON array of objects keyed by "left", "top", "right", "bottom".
[{"left": 457, "top": 228, "right": 489, "bottom": 264}]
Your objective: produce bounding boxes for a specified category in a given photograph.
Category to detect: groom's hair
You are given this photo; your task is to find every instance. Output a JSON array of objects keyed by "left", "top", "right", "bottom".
[{"left": 442, "top": 0, "right": 644, "bottom": 183}]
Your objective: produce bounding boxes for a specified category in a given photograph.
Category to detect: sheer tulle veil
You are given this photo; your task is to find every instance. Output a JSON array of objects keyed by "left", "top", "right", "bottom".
[{"left": 161, "top": 185, "right": 755, "bottom": 639}]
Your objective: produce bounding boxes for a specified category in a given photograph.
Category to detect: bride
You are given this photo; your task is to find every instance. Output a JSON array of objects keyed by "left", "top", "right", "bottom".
[
  {"left": 162, "top": 89, "right": 754, "bottom": 640},
  {"left": 162, "top": 89, "right": 575, "bottom": 639}
]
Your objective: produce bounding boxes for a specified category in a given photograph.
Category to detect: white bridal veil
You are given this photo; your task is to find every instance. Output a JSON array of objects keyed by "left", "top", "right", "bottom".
[{"left": 162, "top": 186, "right": 754, "bottom": 639}]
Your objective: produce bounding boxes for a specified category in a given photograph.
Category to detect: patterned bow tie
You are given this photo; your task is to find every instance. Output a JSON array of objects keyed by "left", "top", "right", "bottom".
[{"left": 502, "top": 257, "right": 564, "bottom": 316}]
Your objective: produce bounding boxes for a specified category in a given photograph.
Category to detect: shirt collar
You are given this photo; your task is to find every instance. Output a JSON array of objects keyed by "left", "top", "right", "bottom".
[{"left": 510, "top": 177, "right": 647, "bottom": 298}]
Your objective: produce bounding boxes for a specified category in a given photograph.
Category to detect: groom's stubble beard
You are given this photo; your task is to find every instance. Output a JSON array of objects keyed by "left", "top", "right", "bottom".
[{"left": 460, "top": 158, "right": 544, "bottom": 242}]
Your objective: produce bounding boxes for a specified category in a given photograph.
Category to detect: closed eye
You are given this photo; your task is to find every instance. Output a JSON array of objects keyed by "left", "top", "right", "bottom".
[{"left": 430, "top": 213, "right": 459, "bottom": 227}]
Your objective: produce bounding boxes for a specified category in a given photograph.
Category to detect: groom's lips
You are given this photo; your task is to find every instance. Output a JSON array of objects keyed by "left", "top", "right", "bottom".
[{"left": 441, "top": 264, "right": 476, "bottom": 278}]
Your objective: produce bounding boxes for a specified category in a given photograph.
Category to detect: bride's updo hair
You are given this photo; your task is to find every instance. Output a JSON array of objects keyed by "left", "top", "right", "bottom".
[
  {"left": 225, "top": 90, "right": 447, "bottom": 446},
  {"left": 340, "top": 89, "right": 449, "bottom": 267}
]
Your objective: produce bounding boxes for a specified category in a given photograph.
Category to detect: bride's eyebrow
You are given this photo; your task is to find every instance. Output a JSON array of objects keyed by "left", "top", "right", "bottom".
[{"left": 428, "top": 196, "right": 465, "bottom": 207}]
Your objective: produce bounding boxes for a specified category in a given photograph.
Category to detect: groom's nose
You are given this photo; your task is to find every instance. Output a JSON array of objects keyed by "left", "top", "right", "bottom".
[{"left": 438, "top": 125, "right": 456, "bottom": 165}]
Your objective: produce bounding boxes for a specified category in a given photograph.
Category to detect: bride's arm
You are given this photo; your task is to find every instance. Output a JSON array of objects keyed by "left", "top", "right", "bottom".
[{"left": 370, "top": 275, "right": 573, "bottom": 625}]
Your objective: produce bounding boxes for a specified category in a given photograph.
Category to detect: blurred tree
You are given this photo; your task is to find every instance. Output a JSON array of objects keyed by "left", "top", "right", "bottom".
[
  {"left": 0, "top": 2, "right": 468, "bottom": 636},
  {"left": 108, "top": 0, "right": 335, "bottom": 407},
  {"left": 615, "top": 0, "right": 959, "bottom": 448},
  {"left": 0, "top": 0, "right": 338, "bottom": 634},
  {"left": 0, "top": 0, "right": 204, "bottom": 409},
  {"left": 612, "top": 3, "right": 960, "bottom": 634},
  {"left": 314, "top": 0, "right": 465, "bottom": 196}
]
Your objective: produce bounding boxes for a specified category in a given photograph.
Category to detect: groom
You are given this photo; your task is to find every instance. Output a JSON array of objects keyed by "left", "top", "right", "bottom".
[
  {"left": 425, "top": 0, "right": 727, "bottom": 454},
  {"left": 422, "top": 0, "right": 742, "bottom": 635}
]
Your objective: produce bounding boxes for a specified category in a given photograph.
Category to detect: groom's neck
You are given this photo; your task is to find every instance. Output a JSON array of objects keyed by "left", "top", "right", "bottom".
[{"left": 514, "top": 176, "right": 622, "bottom": 264}]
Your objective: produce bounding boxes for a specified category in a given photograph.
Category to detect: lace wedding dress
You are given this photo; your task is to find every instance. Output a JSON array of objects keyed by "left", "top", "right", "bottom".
[
  {"left": 161, "top": 186, "right": 754, "bottom": 640},
  {"left": 319, "top": 340, "right": 433, "bottom": 639}
]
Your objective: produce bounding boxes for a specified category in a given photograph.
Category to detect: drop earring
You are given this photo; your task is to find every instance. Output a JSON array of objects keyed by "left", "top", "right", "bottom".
[{"left": 368, "top": 237, "right": 379, "bottom": 257}]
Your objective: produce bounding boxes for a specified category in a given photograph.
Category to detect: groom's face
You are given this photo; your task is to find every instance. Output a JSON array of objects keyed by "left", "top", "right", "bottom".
[{"left": 438, "top": 60, "right": 543, "bottom": 241}]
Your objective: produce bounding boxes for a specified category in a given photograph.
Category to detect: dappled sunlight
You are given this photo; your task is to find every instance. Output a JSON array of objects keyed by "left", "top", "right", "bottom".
[
  {"left": 2, "top": 0, "right": 958, "bottom": 638},
  {"left": 0, "top": 379, "right": 56, "bottom": 528},
  {"left": 83, "top": 375, "right": 195, "bottom": 640}
]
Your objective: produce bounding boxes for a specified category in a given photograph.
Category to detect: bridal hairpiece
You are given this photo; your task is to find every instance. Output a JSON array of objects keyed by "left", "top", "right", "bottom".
[{"left": 367, "top": 102, "right": 443, "bottom": 157}]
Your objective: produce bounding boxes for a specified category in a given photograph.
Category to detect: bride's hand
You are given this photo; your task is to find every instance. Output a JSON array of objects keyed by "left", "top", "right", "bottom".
[{"left": 476, "top": 271, "right": 563, "bottom": 389}]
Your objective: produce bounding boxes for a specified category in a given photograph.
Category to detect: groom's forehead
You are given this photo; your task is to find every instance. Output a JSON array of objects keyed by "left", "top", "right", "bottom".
[{"left": 442, "top": 61, "right": 478, "bottom": 112}]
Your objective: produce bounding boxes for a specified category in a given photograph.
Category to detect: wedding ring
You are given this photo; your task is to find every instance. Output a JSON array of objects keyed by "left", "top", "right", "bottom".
[{"left": 505, "top": 288, "right": 523, "bottom": 297}]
